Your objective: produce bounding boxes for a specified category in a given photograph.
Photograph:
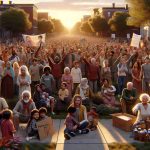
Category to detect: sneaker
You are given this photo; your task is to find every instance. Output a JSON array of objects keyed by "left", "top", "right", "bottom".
[
  {"left": 64, "top": 133, "right": 71, "bottom": 140},
  {"left": 70, "top": 132, "right": 76, "bottom": 137},
  {"left": 81, "top": 129, "right": 90, "bottom": 134}
]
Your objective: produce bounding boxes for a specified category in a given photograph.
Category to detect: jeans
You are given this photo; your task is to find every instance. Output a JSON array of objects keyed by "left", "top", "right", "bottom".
[
  {"left": 64, "top": 120, "right": 89, "bottom": 135},
  {"left": 89, "top": 80, "right": 97, "bottom": 93},
  {"left": 118, "top": 76, "right": 126, "bottom": 95},
  {"left": 142, "top": 78, "right": 150, "bottom": 94}
]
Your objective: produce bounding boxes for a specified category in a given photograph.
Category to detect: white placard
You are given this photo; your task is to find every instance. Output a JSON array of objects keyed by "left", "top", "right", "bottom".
[
  {"left": 111, "top": 34, "right": 115, "bottom": 39},
  {"left": 127, "top": 33, "right": 130, "bottom": 39},
  {"left": 130, "top": 33, "right": 141, "bottom": 48},
  {"left": 22, "top": 33, "right": 46, "bottom": 47}
]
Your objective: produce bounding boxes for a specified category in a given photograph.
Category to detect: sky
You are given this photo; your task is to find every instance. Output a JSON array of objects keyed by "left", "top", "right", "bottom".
[{"left": 9, "top": 0, "right": 126, "bottom": 29}]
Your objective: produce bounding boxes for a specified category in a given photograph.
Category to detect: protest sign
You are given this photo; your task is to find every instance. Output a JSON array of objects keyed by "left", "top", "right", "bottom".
[
  {"left": 127, "top": 33, "right": 130, "bottom": 39},
  {"left": 111, "top": 34, "right": 115, "bottom": 39},
  {"left": 22, "top": 34, "right": 46, "bottom": 47},
  {"left": 36, "top": 117, "right": 54, "bottom": 140},
  {"left": 130, "top": 33, "right": 141, "bottom": 48}
]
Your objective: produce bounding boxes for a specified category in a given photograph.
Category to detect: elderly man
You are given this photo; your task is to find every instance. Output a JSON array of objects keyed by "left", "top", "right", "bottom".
[
  {"left": 120, "top": 82, "right": 138, "bottom": 114},
  {"left": 0, "top": 97, "right": 8, "bottom": 112},
  {"left": 13, "top": 90, "right": 36, "bottom": 130}
]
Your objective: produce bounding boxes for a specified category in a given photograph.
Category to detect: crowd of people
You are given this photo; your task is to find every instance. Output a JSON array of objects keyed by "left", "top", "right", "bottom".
[{"left": 0, "top": 35, "right": 150, "bottom": 141}]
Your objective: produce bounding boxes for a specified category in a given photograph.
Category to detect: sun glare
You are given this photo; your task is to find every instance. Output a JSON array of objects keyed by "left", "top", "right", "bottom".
[{"left": 38, "top": 9, "right": 90, "bottom": 30}]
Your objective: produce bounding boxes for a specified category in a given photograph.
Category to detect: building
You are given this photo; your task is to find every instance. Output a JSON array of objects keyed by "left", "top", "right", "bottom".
[
  {"left": 38, "top": 12, "right": 49, "bottom": 20},
  {"left": 100, "top": 3, "right": 129, "bottom": 21},
  {"left": 100, "top": 3, "right": 140, "bottom": 37},
  {"left": 0, "top": 1, "right": 38, "bottom": 34}
]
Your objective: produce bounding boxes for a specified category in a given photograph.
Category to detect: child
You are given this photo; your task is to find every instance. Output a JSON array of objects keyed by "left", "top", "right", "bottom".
[
  {"left": 64, "top": 107, "right": 89, "bottom": 140},
  {"left": 39, "top": 107, "right": 48, "bottom": 120},
  {"left": 26, "top": 109, "right": 39, "bottom": 140},
  {"left": 64, "top": 107, "right": 79, "bottom": 140},
  {"left": 87, "top": 107, "right": 99, "bottom": 131},
  {"left": 41, "top": 92, "right": 55, "bottom": 115},
  {"left": 1, "top": 109, "right": 16, "bottom": 140},
  {"left": 58, "top": 82, "right": 69, "bottom": 103}
]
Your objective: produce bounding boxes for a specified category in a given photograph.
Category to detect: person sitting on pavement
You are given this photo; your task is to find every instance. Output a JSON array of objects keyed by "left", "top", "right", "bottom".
[{"left": 120, "top": 82, "right": 138, "bottom": 114}]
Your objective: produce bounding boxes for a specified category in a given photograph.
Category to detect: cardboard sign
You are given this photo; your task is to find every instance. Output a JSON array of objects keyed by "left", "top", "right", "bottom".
[
  {"left": 111, "top": 34, "right": 115, "bottom": 39},
  {"left": 130, "top": 33, "right": 141, "bottom": 48},
  {"left": 22, "top": 34, "right": 46, "bottom": 47},
  {"left": 36, "top": 117, "right": 54, "bottom": 140}
]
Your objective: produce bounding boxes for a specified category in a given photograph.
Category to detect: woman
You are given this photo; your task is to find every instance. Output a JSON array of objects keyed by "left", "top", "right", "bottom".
[
  {"left": 69, "top": 94, "right": 89, "bottom": 130},
  {"left": 102, "top": 59, "right": 112, "bottom": 83},
  {"left": 61, "top": 67, "right": 73, "bottom": 98},
  {"left": 132, "top": 93, "right": 150, "bottom": 128},
  {"left": 1, "top": 61, "right": 15, "bottom": 98},
  {"left": 17, "top": 65, "right": 31, "bottom": 98},
  {"left": 101, "top": 79, "right": 116, "bottom": 107},
  {"left": 13, "top": 62, "right": 20, "bottom": 96},
  {"left": 131, "top": 62, "right": 142, "bottom": 94},
  {"left": 76, "top": 78, "right": 93, "bottom": 106}
]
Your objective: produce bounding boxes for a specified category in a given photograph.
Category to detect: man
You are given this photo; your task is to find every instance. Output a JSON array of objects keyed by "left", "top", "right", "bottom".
[
  {"left": 140, "top": 56, "right": 150, "bottom": 94},
  {"left": 120, "top": 82, "right": 138, "bottom": 114},
  {"left": 13, "top": 90, "right": 36, "bottom": 130}
]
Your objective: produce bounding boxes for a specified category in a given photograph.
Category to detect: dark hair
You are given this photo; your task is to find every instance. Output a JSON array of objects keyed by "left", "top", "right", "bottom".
[
  {"left": 39, "top": 107, "right": 47, "bottom": 114},
  {"left": 43, "top": 66, "right": 51, "bottom": 73},
  {"left": 67, "top": 107, "right": 76, "bottom": 113},
  {"left": 102, "top": 78, "right": 109, "bottom": 84},
  {"left": 2, "top": 109, "right": 12, "bottom": 120},
  {"left": 90, "top": 106, "right": 97, "bottom": 112},
  {"left": 61, "top": 82, "right": 67, "bottom": 87},
  {"left": 38, "top": 35, "right": 42, "bottom": 39},
  {"left": 27, "top": 109, "right": 39, "bottom": 128}
]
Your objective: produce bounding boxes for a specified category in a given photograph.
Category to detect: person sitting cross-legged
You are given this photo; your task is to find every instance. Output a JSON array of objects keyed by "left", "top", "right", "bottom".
[{"left": 120, "top": 82, "right": 138, "bottom": 114}]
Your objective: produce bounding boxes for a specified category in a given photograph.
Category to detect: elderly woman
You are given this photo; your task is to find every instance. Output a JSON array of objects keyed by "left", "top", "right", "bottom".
[
  {"left": 13, "top": 90, "right": 36, "bottom": 130},
  {"left": 132, "top": 93, "right": 150, "bottom": 127},
  {"left": 17, "top": 65, "right": 31, "bottom": 98},
  {"left": 61, "top": 67, "right": 73, "bottom": 98},
  {"left": 76, "top": 78, "right": 93, "bottom": 106},
  {"left": 69, "top": 94, "right": 89, "bottom": 130}
]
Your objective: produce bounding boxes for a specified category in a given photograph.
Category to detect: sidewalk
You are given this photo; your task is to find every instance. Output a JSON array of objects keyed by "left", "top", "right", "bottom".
[{"left": 0, "top": 119, "right": 140, "bottom": 150}]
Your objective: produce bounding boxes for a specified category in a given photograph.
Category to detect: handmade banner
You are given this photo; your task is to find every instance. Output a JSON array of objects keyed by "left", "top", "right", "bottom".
[
  {"left": 111, "top": 34, "right": 115, "bottom": 39},
  {"left": 22, "top": 34, "right": 46, "bottom": 47},
  {"left": 36, "top": 117, "right": 54, "bottom": 140},
  {"left": 130, "top": 33, "right": 141, "bottom": 48}
]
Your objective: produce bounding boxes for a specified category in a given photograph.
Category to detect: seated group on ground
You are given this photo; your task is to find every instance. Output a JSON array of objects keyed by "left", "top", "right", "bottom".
[{"left": 0, "top": 36, "right": 150, "bottom": 141}]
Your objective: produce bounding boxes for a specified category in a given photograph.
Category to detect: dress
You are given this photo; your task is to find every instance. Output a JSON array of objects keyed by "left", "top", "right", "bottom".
[
  {"left": 132, "top": 69, "right": 142, "bottom": 94},
  {"left": 17, "top": 75, "right": 31, "bottom": 97}
]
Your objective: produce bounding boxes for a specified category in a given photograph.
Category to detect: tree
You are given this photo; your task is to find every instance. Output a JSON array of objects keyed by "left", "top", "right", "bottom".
[
  {"left": 127, "top": 0, "right": 150, "bottom": 27},
  {"left": 1, "top": 7, "right": 32, "bottom": 33},
  {"left": 80, "top": 21, "right": 93, "bottom": 34},
  {"left": 38, "top": 19, "right": 54, "bottom": 33},
  {"left": 89, "top": 16, "right": 109, "bottom": 35},
  {"left": 71, "top": 21, "right": 82, "bottom": 34},
  {"left": 109, "top": 12, "right": 130, "bottom": 33},
  {"left": 51, "top": 19, "right": 65, "bottom": 33}
]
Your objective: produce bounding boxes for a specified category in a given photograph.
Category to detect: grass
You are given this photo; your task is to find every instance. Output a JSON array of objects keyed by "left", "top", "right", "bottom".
[{"left": 108, "top": 142, "right": 150, "bottom": 150}]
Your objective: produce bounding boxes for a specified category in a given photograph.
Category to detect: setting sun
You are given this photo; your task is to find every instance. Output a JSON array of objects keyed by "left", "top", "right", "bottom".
[{"left": 38, "top": 9, "right": 89, "bottom": 29}]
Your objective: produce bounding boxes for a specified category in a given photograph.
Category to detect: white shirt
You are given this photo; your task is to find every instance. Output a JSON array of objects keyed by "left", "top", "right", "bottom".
[
  {"left": 71, "top": 67, "right": 82, "bottom": 83},
  {"left": 133, "top": 103, "right": 150, "bottom": 122}
]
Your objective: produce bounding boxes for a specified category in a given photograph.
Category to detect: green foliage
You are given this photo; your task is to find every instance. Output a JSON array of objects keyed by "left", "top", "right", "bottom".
[
  {"left": 127, "top": 0, "right": 150, "bottom": 27},
  {"left": 89, "top": 16, "right": 109, "bottom": 34},
  {"left": 51, "top": 19, "right": 66, "bottom": 33},
  {"left": 109, "top": 12, "right": 130, "bottom": 33},
  {"left": 1, "top": 7, "right": 32, "bottom": 33},
  {"left": 38, "top": 19, "right": 54, "bottom": 33},
  {"left": 80, "top": 21, "right": 93, "bottom": 33}
]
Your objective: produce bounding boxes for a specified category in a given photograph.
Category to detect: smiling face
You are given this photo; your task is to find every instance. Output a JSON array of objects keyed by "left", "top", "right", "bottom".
[{"left": 33, "top": 112, "right": 39, "bottom": 120}]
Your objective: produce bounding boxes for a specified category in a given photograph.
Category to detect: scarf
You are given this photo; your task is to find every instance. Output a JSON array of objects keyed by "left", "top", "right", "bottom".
[{"left": 21, "top": 99, "right": 32, "bottom": 115}]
